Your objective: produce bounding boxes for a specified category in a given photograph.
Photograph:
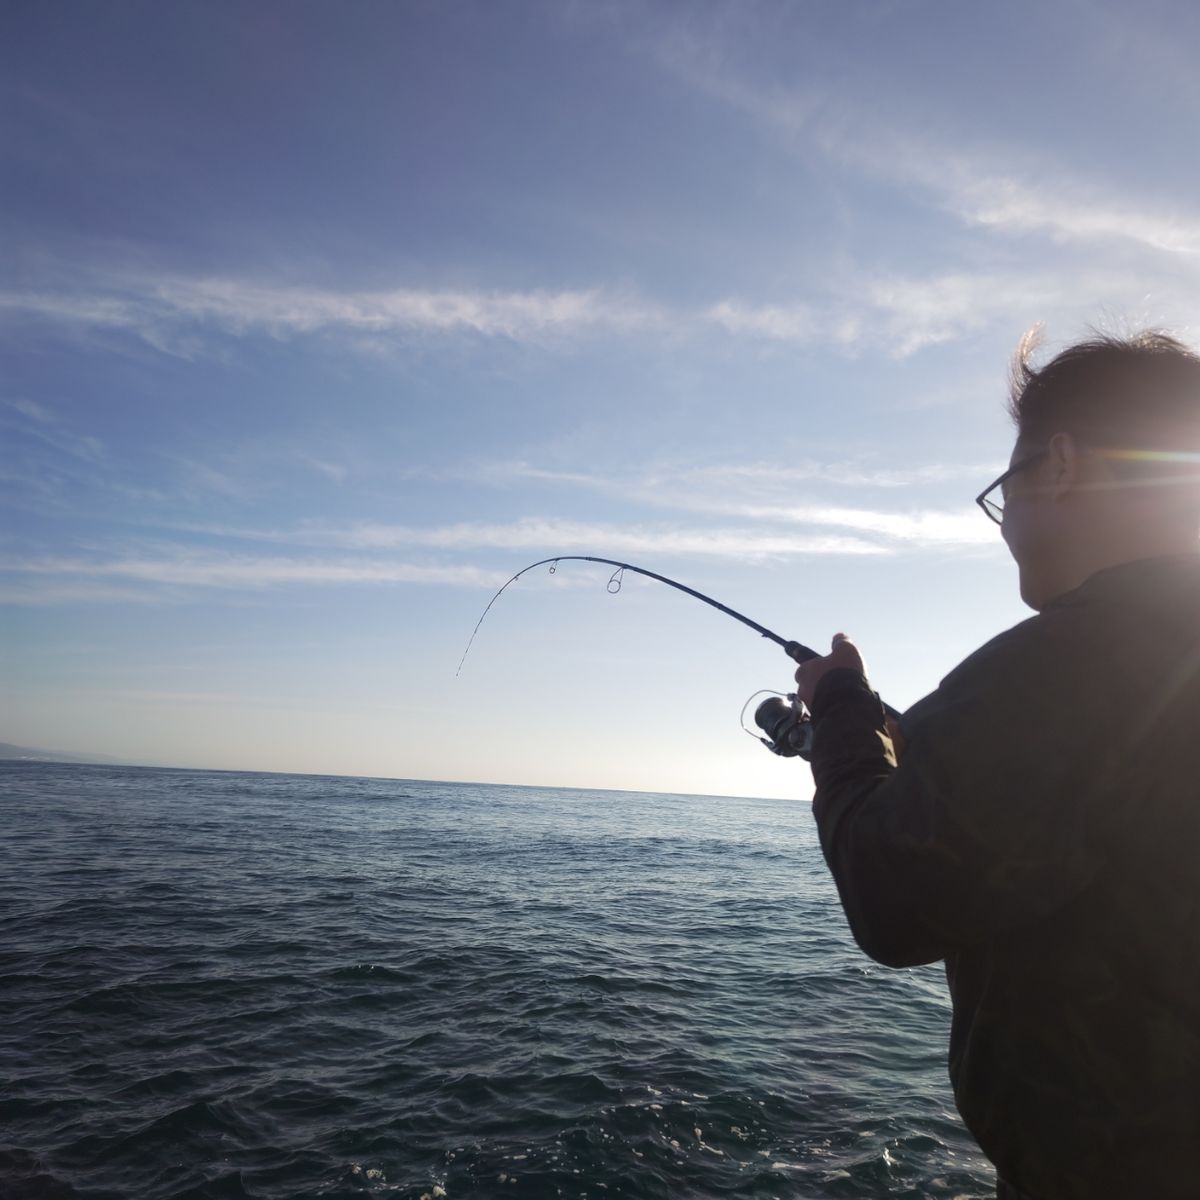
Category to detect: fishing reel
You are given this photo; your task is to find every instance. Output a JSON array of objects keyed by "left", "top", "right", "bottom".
[{"left": 743, "top": 692, "right": 815, "bottom": 760}]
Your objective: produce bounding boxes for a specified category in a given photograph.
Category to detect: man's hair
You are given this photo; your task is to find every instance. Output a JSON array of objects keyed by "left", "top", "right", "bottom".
[{"left": 1009, "top": 330, "right": 1200, "bottom": 471}]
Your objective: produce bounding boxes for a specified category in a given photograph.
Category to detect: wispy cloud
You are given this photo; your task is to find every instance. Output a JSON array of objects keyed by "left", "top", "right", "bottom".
[
  {"left": 2, "top": 396, "right": 107, "bottom": 463},
  {"left": 0, "top": 261, "right": 1128, "bottom": 365},
  {"left": 707, "top": 299, "right": 824, "bottom": 344},
  {"left": 85, "top": 688, "right": 316, "bottom": 709},
  {"left": 11, "top": 274, "right": 876, "bottom": 354},
  {"left": 0, "top": 270, "right": 1050, "bottom": 359},
  {"left": 707, "top": 280, "right": 1019, "bottom": 356},
  {"left": 478, "top": 457, "right": 1002, "bottom": 493},
  {"left": 714, "top": 263, "right": 1200, "bottom": 356},
  {"left": 1, "top": 276, "right": 668, "bottom": 349},
  {"left": 0, "top": 529, "right": 886, "bottom": 603},
  {"left": 152, "top": 505, "right": 997, "bottom": 558},
  {"left": 747, "top": 503, "right": 990, "bottom": 545},
  {"left": 861, "top": 271, "right": 1072, "bottom": 357},
  {"left": 322, "top": 518, "right": 889, "bottom": 559},
  {"left": 6, "top": 555, "right": 509, "bottom": 591},
  {"left": 643, "top": 17, "right": 1200, "bottom": 270},
  {"left": 10, "top": 260, "right": 1189, "bottom": 364},
  {"left": 660, "top": 460, "right": 1004, "bottom": 488},
  {"left": 918, "top": 162, "right": 1200, "bottom": 259},
  {"left": 0, "top": 580, "right": 162, "bottom": 606},
  {"left": 299, "top": 455, "right": 348, "bottom": 485},
  {"left": 436, "top": 464, "right": 1003, "bottom": 543}
]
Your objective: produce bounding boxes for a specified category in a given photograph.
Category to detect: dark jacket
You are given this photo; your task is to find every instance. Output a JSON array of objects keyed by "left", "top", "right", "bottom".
[{"left": 808, "top": 553, "right": 1200, "bottom": 1200}]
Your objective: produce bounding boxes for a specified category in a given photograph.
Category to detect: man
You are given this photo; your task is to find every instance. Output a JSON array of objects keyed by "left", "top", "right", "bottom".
[{"left": 793, "top": 331, "right": 1200, "bottom": 1200}]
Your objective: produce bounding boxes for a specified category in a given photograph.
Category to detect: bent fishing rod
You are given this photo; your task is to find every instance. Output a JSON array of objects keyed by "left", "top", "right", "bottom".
[{"left": 458, "top": 555, "right": 900, "bottom": 762}]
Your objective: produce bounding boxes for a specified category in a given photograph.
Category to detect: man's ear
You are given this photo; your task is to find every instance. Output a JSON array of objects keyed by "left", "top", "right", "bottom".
[{"left": 1046, "top": 431, "right": 1080, "bottom": 500}]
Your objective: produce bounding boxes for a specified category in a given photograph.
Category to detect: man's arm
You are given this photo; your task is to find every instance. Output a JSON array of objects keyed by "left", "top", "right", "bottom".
[{"left": 795, "top": 629, "right": 1107, "bottom": 968}]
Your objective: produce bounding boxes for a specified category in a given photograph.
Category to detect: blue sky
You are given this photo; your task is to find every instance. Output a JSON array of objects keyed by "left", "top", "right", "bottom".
[{"left": 4, "top": 0, "right": 1199, "bottom": 797}]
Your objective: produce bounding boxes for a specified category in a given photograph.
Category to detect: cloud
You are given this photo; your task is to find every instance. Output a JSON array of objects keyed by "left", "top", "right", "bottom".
[
  {"left": 630, "top": 471, "right": 999, "bottom": 544},
  {"left": 326, "top": 517, "right": 889, "bottom": 559},
  {"left": 157, "top": 278, "right": 664, "bottom": 339},
  {"left": 0, "top": 528, "right": 884, "bottom": 604},
  {"left": 861, "top": 271, "right": 1069, "bottom": 357},
  {"left": 558, "top": 501, "right": 994, "bottom": 546},
  {"left": 922, "top": 166, "right": 1200, "bottom": 259},
  {"left": 155, "top": 505, "right": 997, "bottom": 558},
  {"left": 7, "top": 398, "right": 55, "bottom": 423},
  {"left": 1, "top": 396, "right": 107, "bottom": 463},
  {"left": 753, "top": 503, "right": 991, "bottom": 544},
  {"left": 707, "top": 299, "right": 824, "bottom": 343},
  {"left": 137, "top": 517, "right": 896, "bottom": 559},
  {"left": 8, "top": 14, "right": 1200, "bottom": 372},
  {"left": 140, "top": 440, "right": 1009, "bottom": 566},
  {"left": 0, "top": 272, "right": 876, "bottom": 359},
  {"left": 711, "top": 263, "right": 1200, "bottom": 357},
  {"left": 438, "top": 462, "right": 1003, "bottom": 541},
  {"left": 481, "top": 456, "right": 1002, "bottom": 495},
  {"left": 707, "top": 284, "right": 1009, "bottom": 356},
  {"left": 9, "top": 256, "right": 1189, "bottom": 365},
  {"left": 6, "top": 554, "right": 508, "bottom": 590},
  {"left": 6, "top": 273, "right": 850, "bottom": 353},
  {"left": 661, "top": 460, "right": 1004, "bottom": 488},
  {"left": 0, "top": 276, "right": 667, "bottom": 349},
  {"left": 641, "top": 17, "right": 1200, "bottom": 269},
  {"left": 11, "top": 254, "right": 1188, "bottom": 372},
  {"left": 299, "top": 455, "right": 348, "bottom": 484},
  {"left": 3, "top": 455, "right": 1014, "bottom": 604},
  {"left": 0, "top": 580, "right": 161, "bottom": 606}
]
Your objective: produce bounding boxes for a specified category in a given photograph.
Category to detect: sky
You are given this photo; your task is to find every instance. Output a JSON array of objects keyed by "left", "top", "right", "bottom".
[{"left": 3, "top": 0, "right": 1200, "bottom": 798}]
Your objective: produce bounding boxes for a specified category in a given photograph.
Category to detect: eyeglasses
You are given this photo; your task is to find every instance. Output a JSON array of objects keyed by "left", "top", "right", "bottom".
[{"left": 975, "top": 448, "right": 1050, "bottom": 525}]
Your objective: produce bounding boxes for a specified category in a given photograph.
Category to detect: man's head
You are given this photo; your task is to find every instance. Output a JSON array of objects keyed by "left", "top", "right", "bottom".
[{"left": 998, "top": 329, "right": 1200, "bottom": 610}]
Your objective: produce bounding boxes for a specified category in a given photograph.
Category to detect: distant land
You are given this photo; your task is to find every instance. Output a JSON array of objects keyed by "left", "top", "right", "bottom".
[{"left": 0, "top": 741, "right": 125, "bottom": 765}]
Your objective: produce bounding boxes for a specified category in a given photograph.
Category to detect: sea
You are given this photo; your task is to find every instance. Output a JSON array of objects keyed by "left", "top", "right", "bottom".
[{"left": 1, "top": 761, "right": 995, "bottom": 1200}]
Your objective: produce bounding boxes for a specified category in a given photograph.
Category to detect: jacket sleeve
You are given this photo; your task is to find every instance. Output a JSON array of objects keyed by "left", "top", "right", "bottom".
[{"left": 807, "top": 620, "right": 1110, "bottom": 968}]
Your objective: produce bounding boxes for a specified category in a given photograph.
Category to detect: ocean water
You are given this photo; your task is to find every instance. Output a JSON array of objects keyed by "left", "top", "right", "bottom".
[{"left": 1, "top": 761, "right": 994, "bottom": 1199}]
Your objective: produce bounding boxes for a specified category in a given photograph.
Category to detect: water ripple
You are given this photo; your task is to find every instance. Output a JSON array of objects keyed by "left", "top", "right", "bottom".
[{"left": 0, "top": 761, "right": 994, "bottom": 1199}]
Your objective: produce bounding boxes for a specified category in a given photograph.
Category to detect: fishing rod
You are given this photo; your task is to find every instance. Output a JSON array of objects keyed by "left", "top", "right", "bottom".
[{"left": 458, "top": 555, "right": 899, "bottom": 761}]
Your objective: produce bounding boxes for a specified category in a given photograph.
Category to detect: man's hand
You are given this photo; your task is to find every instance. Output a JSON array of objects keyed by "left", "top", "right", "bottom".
[
  {"left": 793, "top": 633, "right": 867, "bottom": 710},
  {"left": 795, "top": 634, "right": 906, "bottom": 757}
]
